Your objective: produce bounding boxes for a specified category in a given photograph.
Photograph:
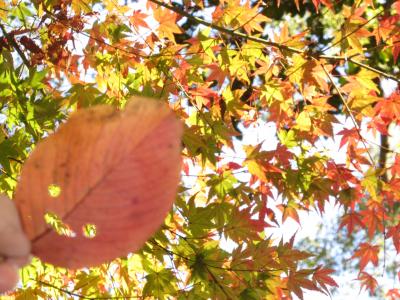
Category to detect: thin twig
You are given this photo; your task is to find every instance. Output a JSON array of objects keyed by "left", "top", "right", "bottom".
[
  {"left": 321, "top": 8, "right": 384, "bottom": 53},
  {"left": 0, "top": 168, "right": 17, "bottom": 181},
  {"left": 0, "top": 23, "right": 30, "bottom": 67},
  {"left": 321, "top": 63, "right": 376, "bottom": 166},
  {"left": 148, "top": 0, "right": 304, "bottom": 53},
  {"left": 150, "top": 239, "right": 280, "bottom": 273},
  {"left": 206, "top": 266, "right": 231, "bottom": 299},
  {"left": 349, "top": 58, "right": 399, "bottom": 83},
  {"left": 148, "top": 0, "right": 399, "bottom": 82}
]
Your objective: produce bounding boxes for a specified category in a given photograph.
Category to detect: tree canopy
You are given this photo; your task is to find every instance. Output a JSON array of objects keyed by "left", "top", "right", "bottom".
[{"left": 0, "top": 0, "right": 399, "bottom": 299}]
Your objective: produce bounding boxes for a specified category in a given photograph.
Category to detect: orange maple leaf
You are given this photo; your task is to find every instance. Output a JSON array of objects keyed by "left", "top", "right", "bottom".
[
  {"left": 375, "top": 91, "right": 400, "bottom": 124},
  {"left": 153, "top": 8, "right": 182, "bottom": 42},
  {"left": 352, "top": 243, "right": 379, "bottom": 270},
  {"left": 387, "top": 288, "right": 400, "bottom": 300},
  {"left": 129, "top": 10, "right": 150, "bottom": 30},
  {"left": 339, "top": 212, "right": 363, "bottom": 234}
]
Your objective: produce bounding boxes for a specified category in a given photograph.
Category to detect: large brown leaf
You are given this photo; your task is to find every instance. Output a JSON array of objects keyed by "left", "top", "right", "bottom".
[{"left": 15, "top": 97, "right": 182, "bottom": 269}]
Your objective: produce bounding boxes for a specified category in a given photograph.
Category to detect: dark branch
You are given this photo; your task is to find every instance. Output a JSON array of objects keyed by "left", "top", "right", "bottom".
[
  {"left": 148, "top": 0, "right": 400, "bottom": 83},
  {"left": 0, "top": 23, "right": 30, "bottom": 67}
]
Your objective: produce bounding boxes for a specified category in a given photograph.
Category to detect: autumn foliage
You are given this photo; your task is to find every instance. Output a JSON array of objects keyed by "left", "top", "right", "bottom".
[{"left": 0, "top": 0, "right": 399, "bottom": 299}]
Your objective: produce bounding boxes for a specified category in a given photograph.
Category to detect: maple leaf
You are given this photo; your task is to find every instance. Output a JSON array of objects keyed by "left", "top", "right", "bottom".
[
  {"left": 287, "top": 54, "right": 307, "bottom": 87},
  {"left": 241, "top": 9, "right": 270, "bottom": 35},
  {"left": 390, "top": 154, "right": 400, "bottom": 177},
  {"left": 286, "top": 269, "right": 319, "bottom": 300},
  {"left": 353, "top": 69, "right": 380, "bottom": 93},
  {"left": 375, "top": 91, "right": 400, "bottom": 124},
  {"left": 245, "top": 159, "right": 268, "bottom": 182},
  {"left": 393, "top": 39, "right": 400, "bottom": 64},
  {"left": 339, "top": 212, "right": 363, "bottom": 234},
  {"left": 352, "top": 243, "right": 380, "bottom": 271},
  {"left": 367, "top": 115, "right": 389, "bottom": 135},
  {"left": 295, "top": 111, "right": 312, "bottom": 131},
  {"left": 189, "top": 85, "right": 219, "bottom": 109},
  {"left": 337, "top": 127, "right": 360, "bottom": 149},
  {"left": 348, "top": 93, "right": 380, "bottom": 110},
  {"left": 386, "top": 225, "right": 400, "bottom": 253},
  {"left": 274, "top": 23, "right": 309, "bottom": 49},
  {"left": 278, "top": 203, "right": 300, "bottom": 224},
  {"left": 129, "top": 10, "right": 150, "bottom": 30},
  {"left": 226, "top": 162, "right": 243, "bottom": 170},
  {"left": 347, "top": 145, "right": 372, "bottom": 171},
  {"left": 361, "top": 168, "right": 379, "bottom": 200},
  {"left": 217, "top": 1, "right": 270, "bottom": 34},
  {"left": 275, "top": 143, "right": 293, "bottom": 168},
  {"left": 206, "top": 63, "right": 228, "bottom": 87},
  {"left": 71, "top": 0, "right": 91, "bottom": 14},
  {"left": 386, "top": 288, "right": 400, "bottom": 300},
  {"left": 153, "top": 8, "right": 182, "bottom": 42},
  {"left": 360, "top": 208, "right": 384, "bottom": 239},
  {"left": 299, "top": 60, "right": 332, "bottom": 92},
  {"left": 358, "top": 271, "right": 378, "bottom": 294},
  {"left": 312, "top": 266, "right": 338, "bottom": 294}
]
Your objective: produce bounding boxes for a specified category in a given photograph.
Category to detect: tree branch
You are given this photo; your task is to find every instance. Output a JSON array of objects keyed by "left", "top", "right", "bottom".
[
  {"left": 148, "top": 0, "right": 303, "bottom": 54},
  {"left": 321, "top": 63, "right": 376, "bottom": 166},
  {"left": 349, "top": 58, "right": 400, "bottom": 83},
  {"left": 206, "top": 266, "right": 231, "bottom": 299},
  {"left": 321, "top": 8, "right": 384, "bottom": 53},
  {"left": 150, "top": 239, "right": 280, "bottom": 274},
  {"left": 0, "top": 23, "right": 30, "bottom": 67},
  {"left": 148, "top": 0, "right": 400, "bottom": 83}
]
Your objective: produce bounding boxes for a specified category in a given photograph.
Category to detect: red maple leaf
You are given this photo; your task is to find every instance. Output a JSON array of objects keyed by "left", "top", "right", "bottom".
[
  {"left": 391, "top": 154, "right": 400, "bottom": 177},
  {"left": 226, "top": 162, "right": 243, "bottom": 170},
  {"left": 375, "top": 91, "right": 400, "bottom": 124},
  {"left": 368, "top": 115, "right": 389, "bottom": 135},
  {"left": 352, "top": 243, "right": 379, "bottom": 270},
  {"left": 386, "top": 288, "right": 400, "bottom": 300},
  {"left": 358, "top": 271, "right": 378, "bottom": 294},
  {"left": 387, "top": 224, "right": 400, "bottom": 253},
  {"left": 207, "top": 63, "right": 228, "bottom": 87},
  {"left": 275, "top": 143, "right": 293, "bottom": 167},
  {"left": 392, "top": 36, "right": 400, "bottom": 63},
  {"left": 312, "top": 266, "right": 338, "bottom": 294},
  {"left": 360, "top": 208, "right": 384, "bottom": 239},
  {"left": 337, "top": 127, "right": 359, "bottom": 149},
  {"left": 339, "top": 212, "right": 363, "bottom": 234}
]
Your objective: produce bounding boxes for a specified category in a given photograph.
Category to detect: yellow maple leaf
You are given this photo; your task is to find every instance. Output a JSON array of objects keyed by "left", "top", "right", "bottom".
[
  {"left": 348, "top": 94, "right": 379, "bottom": 110},
  {"left": 287, "top": 54, "right": 307, "bottom": 86},
  {"left": 245, "top": 159, "right": 268, "bottom": 182},
  {"left": 295, "top": 111, "right": 312, "bottom": 131},
  {"left": 71, "top": 0, "right": 91, "bottom": 14},
  {"left": 154, "top": 8, "right": 182, "bottom": 43},
  {"left": 0, "top": 0, "right": 8, "bottom": 20},
  {"left": 354, "top": 69, "right": 379, "bottom": 92}
]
